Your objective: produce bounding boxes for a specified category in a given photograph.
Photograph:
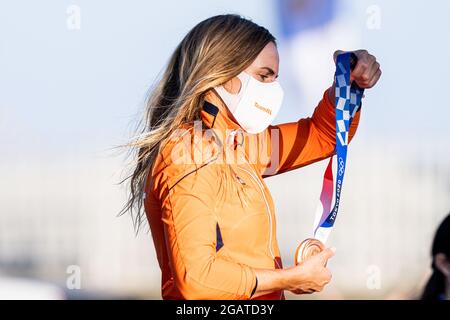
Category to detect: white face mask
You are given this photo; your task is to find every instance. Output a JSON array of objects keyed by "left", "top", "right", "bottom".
[{"left": 215, "top": 71, "right": 284, "bottom": 134}]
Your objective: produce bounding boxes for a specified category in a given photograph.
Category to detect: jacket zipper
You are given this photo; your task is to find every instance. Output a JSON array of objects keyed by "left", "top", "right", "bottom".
[{"left": 236, "top": 166, "right": 280, "bottom": 269}]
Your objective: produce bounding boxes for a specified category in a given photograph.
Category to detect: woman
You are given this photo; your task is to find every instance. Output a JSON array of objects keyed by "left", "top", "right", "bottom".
[
  {"left": 122, "top": 14, "right": 381, "bottom": 299},
  {"left": 422, "top": 214, "right": 450, "bottom": 300}
]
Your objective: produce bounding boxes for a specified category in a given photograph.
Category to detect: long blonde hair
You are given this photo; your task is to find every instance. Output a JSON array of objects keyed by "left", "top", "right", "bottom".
[{"left": 121, "top": 14, "right": 276, "bottom": 232}]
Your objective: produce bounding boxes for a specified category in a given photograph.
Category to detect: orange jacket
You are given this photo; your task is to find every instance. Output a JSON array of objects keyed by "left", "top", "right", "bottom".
[{"left": 144, "top": 88, "right": 360, "bottom": 300}]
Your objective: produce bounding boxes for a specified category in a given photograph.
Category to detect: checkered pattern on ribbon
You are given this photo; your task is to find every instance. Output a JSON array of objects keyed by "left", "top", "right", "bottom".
[
  {"left": 335, "top": 56, "right": 363, "bottom": 147},
  {"left": 312, "top": 52, "right": 364, "bottom": 244}
]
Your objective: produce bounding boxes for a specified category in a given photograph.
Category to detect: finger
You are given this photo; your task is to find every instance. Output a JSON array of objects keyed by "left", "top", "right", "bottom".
[
  {"left": 366, "top": 68, "right": 382, "bottom": 88},
  {"left": 324, "top": 268, "right": 333, "bottom": 283},
  {"left": 351, "top": 50, "right": 373, "bottom": 82},
  {"left": 362, "top": 56, "right": 379, "bottom": 82},
  {"left": 351, "top": 59, "right": 368, "bottom": 82},
  {"left": 317, "top": 247, "right": 336, "bottom": 264},
  {"left": 363, "top": 58, "right": 379, "bottom": 82}
]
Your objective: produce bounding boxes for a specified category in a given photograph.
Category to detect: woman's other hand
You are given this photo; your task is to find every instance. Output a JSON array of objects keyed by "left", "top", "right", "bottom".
[{"left": 286, "top": 247, "right": 335, "bottom": 294}]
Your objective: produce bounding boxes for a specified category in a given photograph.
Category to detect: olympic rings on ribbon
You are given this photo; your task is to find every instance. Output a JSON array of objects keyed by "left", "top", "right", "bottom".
[{"left": 338, "top": 157, "right": 345, "bottom": 176}]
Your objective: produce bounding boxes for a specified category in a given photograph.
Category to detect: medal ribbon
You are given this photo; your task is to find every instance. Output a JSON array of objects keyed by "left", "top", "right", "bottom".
[{"left": 312, "top": 52, "right": 364, "bottom": 244}]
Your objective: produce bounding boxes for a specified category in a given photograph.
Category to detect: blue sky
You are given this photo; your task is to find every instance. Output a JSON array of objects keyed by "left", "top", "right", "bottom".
[{"left": 1, "top": 0, "right": 449, "bottom": 160}]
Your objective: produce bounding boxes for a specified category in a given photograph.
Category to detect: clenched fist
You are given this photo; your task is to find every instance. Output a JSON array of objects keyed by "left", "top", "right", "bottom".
[{"left": 334, "top": 49, "right": 382, "bottom": 89}]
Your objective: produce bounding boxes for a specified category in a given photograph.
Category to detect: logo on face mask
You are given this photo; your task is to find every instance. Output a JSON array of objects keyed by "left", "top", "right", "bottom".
[{"left": 254, "top": 102, "right": 272, "bottom": 115}]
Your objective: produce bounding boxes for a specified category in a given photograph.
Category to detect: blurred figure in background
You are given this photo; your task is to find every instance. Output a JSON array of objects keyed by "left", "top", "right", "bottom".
[{"left": 422, "top": 214, "right": 450, "bottom": 300}]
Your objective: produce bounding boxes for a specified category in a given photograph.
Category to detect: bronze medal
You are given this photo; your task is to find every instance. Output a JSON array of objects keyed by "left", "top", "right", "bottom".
[{"left": 295, "top": 238, "right": 326, "bottom": 265}]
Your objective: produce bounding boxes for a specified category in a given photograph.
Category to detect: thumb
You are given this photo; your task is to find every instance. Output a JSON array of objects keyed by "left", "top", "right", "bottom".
[{"left": 317, "top": 247, "right": 336, "bottom": 264}]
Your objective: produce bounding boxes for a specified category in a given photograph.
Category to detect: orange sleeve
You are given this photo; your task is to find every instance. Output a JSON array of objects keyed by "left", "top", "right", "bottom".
[
  {"left": 258, "top": 88, "right": 361, "bottom": 177},
  {"left": 159, "top": 163, "right": 257, "bottom": 300}
]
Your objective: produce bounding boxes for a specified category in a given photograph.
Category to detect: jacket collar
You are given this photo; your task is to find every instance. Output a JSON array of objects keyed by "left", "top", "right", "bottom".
[
  {"left": 201, "top": 89, "right": 241, "bottom": 131},
  {"left": 201, "top": 89, "right": 244, "bottom": 147}
]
